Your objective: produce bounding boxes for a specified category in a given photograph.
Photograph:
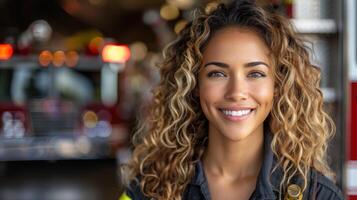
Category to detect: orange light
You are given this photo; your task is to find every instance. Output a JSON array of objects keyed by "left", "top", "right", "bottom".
[
  {"left": 65, "top": 51, "right": 79, "bottom": 67},
  {"left": 53, "top": 51, "right": 66, "bottom": 67},
  {"left": 0, "top": 44, "right": 13, "bottom": 60},
  {"left": 88, "top": 37, "right": 104, "bottom": 54},
  {"left": 39, "top": 50, "right": 53, "bottom": 67},
  {"left": 82, "top": 110, "right": 98, "bottom": 128},
  {"left": 102, "top": 44, "right": 130, "bottom": 63}
]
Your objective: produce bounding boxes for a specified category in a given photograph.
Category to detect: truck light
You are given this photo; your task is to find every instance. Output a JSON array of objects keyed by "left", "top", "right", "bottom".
[
  {"left": 0, "top": 44, "right": 13, "bottom": 60},
  {"left": 102, "top": 44, "right": 130, "bottom": 63}
]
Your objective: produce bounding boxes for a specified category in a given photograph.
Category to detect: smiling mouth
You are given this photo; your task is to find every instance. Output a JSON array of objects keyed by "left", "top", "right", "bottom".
[{"left": 219, "top": 108, "right": 254, "bottom": 117}]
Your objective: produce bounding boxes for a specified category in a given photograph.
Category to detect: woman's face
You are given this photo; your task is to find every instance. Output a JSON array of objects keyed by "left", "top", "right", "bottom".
[{"left": 198, "top": 26, "right": 274, "bottom": 142}]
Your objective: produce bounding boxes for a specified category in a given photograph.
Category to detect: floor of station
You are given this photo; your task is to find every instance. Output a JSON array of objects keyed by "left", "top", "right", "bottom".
[{"left": 0, "top": 159, "right": 121, "bottom": 200}]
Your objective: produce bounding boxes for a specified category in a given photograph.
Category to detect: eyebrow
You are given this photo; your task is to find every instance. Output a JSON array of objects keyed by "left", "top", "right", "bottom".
[{"left": 203, "top": 61, "right": 269, "bottom": 68}]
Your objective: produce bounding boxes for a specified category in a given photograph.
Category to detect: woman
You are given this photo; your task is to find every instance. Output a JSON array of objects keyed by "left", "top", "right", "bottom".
[{"left": 120, "top": 0, "right": 344, "bottom": 199}]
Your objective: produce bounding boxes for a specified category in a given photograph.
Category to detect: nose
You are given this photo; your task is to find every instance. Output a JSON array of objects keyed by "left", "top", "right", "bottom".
[{"left": 224, "top": 75, "right": 248, "bottom": 101}]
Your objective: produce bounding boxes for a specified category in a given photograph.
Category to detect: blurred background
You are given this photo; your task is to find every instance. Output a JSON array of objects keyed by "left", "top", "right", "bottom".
[{"left": 0, "top": 0, "right": 354, "bottom": 199}]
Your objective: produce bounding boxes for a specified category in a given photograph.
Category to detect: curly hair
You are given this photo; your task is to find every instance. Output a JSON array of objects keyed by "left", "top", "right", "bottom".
[{"left": 122, "top": 1, "right": 335, "bottom": 199}]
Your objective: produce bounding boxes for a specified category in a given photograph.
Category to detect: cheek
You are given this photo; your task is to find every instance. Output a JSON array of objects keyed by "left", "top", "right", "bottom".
[
  {"left": 198, "top": 79, "right": 225, "bottom": 114},
  {"left": 251, "top": 82, "right": 274, "bottom": 107},
  {"left": 199, "top": 84, "right": 217, "bottom": 104},
  {"left": 199, "top": 80, "right": 225, "bottom": 102}
]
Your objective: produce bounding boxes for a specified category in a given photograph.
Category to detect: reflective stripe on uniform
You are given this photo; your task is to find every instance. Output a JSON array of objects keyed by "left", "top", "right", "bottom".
[{"left": 119, "top": 192, "right": 132, "bottom": 200}]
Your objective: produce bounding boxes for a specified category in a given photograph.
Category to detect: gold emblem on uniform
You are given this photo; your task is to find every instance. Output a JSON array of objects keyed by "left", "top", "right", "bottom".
[{"left": 284, "top": 184, "right": 302, "bottom": 200}]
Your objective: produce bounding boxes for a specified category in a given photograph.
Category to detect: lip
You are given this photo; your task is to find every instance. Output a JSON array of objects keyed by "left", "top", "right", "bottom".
[{"left": 218, "top": 107, "right": 255, "bottom": 122}]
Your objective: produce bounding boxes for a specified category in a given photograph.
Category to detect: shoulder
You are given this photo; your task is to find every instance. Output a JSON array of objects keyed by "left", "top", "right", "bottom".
[
  {"left": 311, "top": 170, "right": 345, "bottom": 200},
  {"left": 119, "top": 180, "right": 149, "bottom": 200}
]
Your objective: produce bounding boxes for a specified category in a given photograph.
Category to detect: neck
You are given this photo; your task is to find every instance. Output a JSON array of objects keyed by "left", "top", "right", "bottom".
[{"left": 202, "top": 127, "right": 264, "bottom": 181}]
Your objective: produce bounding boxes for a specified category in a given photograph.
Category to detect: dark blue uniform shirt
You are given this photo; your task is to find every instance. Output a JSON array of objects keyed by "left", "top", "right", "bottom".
[{"left": 124, "top": 133, "right": 345, "bottom": 200}]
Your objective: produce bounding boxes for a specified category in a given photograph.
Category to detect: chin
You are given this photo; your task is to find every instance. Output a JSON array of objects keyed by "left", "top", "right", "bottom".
[
  {"left": 222, "top": 130, "right": 253, "bottom": 142},
  {"left": 219, "top": 125, "right": 263, "bottom": 142}
]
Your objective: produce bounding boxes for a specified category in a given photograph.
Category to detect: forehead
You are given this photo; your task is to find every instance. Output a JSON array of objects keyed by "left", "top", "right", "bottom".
[{"left": 202, "top": 26, "right": 271, "bottom": 64}]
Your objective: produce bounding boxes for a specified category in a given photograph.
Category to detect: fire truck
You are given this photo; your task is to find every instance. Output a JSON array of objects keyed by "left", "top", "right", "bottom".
[{"left": 0, "top": 40, "right": 131, "bottom": 161}]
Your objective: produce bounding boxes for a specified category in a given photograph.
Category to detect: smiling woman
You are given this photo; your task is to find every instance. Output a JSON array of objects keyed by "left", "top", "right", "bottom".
[
  {"left": 120, "top": 1, "right": 344, "bottom": 200},
  {"left": 198, "top": 28, "right": 275, "bottom": 200}
]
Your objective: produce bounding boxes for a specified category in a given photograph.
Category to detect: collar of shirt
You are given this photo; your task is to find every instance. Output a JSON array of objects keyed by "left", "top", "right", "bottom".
[{"left": 188, "top": 131, "right": 284, "bottom": 200}]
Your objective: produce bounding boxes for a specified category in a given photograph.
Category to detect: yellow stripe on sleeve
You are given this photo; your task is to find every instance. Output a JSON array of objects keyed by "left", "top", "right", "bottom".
[{"left": 119, "top": 192, "right": 132, "bottom": 200}]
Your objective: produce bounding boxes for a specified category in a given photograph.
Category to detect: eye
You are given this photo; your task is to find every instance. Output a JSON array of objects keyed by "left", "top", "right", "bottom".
[
  {"left": 207, "top": 71, "right": 226, "bottom": 78},
  {"left": 248, "top": 71, "right": 266, "bottom": 78}
]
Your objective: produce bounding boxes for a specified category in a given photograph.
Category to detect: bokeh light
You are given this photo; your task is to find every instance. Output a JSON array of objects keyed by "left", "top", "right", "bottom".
[
  {"left": 174, "top": 19, "right": 188, "bottom": 34},
  {"left": 53, "top": 50, "right": 66, "bottom": 67},
  {"left": 0, "top": 44, "right": 13, "bottom": 60},
  {"left": 75, "top": 136, "right": 91, "bottom": 154},
  {"left": 160, "top": 4, "right": 179, "bottom": 21},
  {"left": 102, "top": 44, "right": 131, "bottom": 63},
  {"left": 167, "top": 0, "right": 194, "bottom": 10},
  {"left": 65, "top": 50, "right": 79, "bottom": 67},
  {"left": 30, "top": 20, "right": 52, "bottom": 42},
  {"left": 39, "top": 50, "right": 53, "bottom": 66},
  {"left": 88, "top": 37, "right": 104, "bottom": 54},
  {"left": 130, "top": 41, "right": 148, "bottom": 61},
  {"left": 83, "top": 111, "right": 98, "bottom": 128},
  {"left": 143, "top": 10, "right": 160, "bottom": 25}
]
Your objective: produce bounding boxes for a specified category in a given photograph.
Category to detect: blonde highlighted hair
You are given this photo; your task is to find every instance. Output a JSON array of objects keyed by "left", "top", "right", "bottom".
[{"left": 122, "top": 1, "right": 335, "bottom": 199}]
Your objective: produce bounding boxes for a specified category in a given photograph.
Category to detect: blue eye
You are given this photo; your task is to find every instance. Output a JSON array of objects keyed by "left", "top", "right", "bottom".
[
  {"left": 248, "top": 72, "right": 266, "bottom": 78},
  {"left": 207, "top": 71, "right": 226, "bottom": 78}
]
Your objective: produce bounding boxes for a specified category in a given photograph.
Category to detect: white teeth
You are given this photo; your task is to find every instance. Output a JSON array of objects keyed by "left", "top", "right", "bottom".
[{"left": 221, "top": 109, "right": 251, "bottom": 117}]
